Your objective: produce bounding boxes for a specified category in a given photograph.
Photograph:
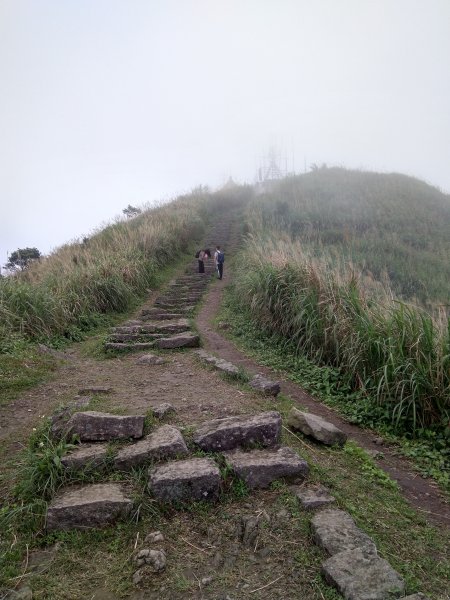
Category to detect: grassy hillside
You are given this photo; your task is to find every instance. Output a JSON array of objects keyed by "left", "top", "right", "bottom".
[
  {"left": 229, "top": 169, "right": 449, "bottom": 452},
  {"left": 253, "top": 168, "right": 450, "bottom": 307}
]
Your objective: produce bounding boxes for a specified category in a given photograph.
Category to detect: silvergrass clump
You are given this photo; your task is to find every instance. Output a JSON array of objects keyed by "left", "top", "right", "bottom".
[
  {"left": 232, "top": 234, "right": 449, "bottom": 433},
  {"left": 0, "top": 190, "right": 210, "bottom": 344}
]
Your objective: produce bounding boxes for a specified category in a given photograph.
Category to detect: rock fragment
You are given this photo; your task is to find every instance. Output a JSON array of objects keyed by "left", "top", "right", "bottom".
[
  {"left": 249, "top": 374, "right": 281, "bottom": 396},
  {"left": 311, "top": 509, "right": 376, "bottom": 556},
  {"left": 288, "top": 408, "right": 347, "bottom": 446}
]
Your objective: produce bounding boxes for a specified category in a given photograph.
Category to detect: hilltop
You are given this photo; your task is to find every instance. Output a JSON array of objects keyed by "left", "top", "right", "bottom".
[{"left": 255, "top": 168, "right": 450, "bottom": 306}]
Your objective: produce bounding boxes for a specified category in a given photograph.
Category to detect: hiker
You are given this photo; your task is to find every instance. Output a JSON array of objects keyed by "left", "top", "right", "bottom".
[
  {"left": 197, "top": 248, "right": 211, "bottom": 273},
  {"left": 214, "top": 245, "right": 225, "bottom": 280}
]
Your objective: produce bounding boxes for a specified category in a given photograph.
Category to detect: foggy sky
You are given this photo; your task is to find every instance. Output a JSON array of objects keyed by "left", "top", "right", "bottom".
[{"left": 1, "top": 0, "right": 449, "bottom": 269}]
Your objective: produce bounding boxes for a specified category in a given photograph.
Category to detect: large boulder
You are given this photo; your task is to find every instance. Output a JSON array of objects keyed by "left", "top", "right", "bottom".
[
  {"left": 114, "top": 425, "right": 188, "bottom": 470},
  {"left": 288, "top": 408, "right": 347, "bottom": 446},
  {"left": 224, "top": 446, "right": 309, "bottom": 489},
  {"left": 66, "top": 411, "right": 144, "bottom": 441},
  {"left": 149, "top": 457, "right": 220, "bottom": 502},
  {"left": 193, "top": 411, "right": 281, "bottom": 452},
  {"left": 46, "top": 484, "right": 132, "bottom": 530}
]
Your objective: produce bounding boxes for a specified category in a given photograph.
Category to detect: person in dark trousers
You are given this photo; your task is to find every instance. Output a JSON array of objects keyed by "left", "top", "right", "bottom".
[
  {"left": 198, "top": 248, "right": 211, "bottom": 273},
  {"left": 214, "top": 245, "right": 224, "bottom": 279}
]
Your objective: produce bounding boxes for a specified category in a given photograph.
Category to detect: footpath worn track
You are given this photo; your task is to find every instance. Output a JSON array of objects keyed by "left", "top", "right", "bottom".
[{"left": 1, "top": 216, "right": 448, "bottom": 600}]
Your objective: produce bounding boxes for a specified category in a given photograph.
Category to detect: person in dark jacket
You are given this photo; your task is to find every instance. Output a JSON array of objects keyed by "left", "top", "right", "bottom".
[{"left": 198, "top": 248, "right": 211, "bottom": 273}]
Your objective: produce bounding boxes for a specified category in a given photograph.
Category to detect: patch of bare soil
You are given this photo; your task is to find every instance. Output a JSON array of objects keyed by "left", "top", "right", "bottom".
[{"left": 196, "top": 280, "right": 450, "bottom": 529}]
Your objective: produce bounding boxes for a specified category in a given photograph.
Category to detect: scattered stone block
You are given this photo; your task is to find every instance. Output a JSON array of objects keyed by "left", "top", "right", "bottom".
[
  {"left": 66, "top": 411, "right": 144, "bottom": 441},
  {"left": 61, "top": 443, "right": 109, "bottom": 471},
  {"left": 46, "top": 484, "right": 132, "bottom": 530},
  {"left": 322, "top": 547, "right": 405, "bottom": 600},
  {"left": 288, "top": 408, "right": 347, "bottom": 446},
  {"left": 224, "top": 446, "right": 309, "bottom": 489},
  {"left": 195, "top": 349, "right": 239, "bottom": 376},
  {"left": 149, "top": 457, "right": 220, "bottom": 502},
  {"left": 115, "top": 425, "right": 188, "bottom": 470},
  {"left": 152, "top": 403, "right": 176, "bottom": 418},
  {"left": 136, "top": 354, "right": 166, "bottom": 365},
  {"left": 157, "top": 333, "right": 200, "bottom": 349},
  {"left": 311, "top": 509, "right": 376, "bottom": 556},
  {"left": 290, "top": 484, "right": 335, "bottom": 509},
  {"left": 194, "top": 411, "right": 281, "bottom": 452},
  {"left": 249, "top": 374, "right": 281, "bottom": 396}
]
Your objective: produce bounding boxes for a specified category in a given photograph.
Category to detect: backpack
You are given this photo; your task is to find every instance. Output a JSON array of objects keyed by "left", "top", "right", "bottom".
[
  {"left": 195, "top": 250, "right": 200, "bottom": 258},
  {"left": 217, "top": 251, "right": 225, "bottom": 264}
]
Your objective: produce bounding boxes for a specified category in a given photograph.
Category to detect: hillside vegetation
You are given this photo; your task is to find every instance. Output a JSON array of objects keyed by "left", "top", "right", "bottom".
[
  {"left": 230, "top": 169, "right": 449, "bottom": 448},
  {"left": 254, "top": 168, "right": 450, "bottom": 307},
  {"left": 1, "top": 190, "right": 215, "bottom": 348}
]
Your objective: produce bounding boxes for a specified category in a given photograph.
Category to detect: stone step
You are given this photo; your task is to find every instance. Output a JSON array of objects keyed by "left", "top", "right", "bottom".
[
  {"left": 194, "top": 349, "right": 239, "bottom": 376},
  {"left": 105, "top": 342, "right": 157, "bottom": 352},
  {"left": 46, "top": 483, "right": 132, "bottom": 531},
  {"left": 141, "top": 312, "right": 185, "bottom": 321},
  {"left": 66, "top": 411, "right": 145, "bottom": 441},
  {"left": 114, "top": 425, "right": 188, "bottom": 471},
  {"left": 322, "top": 548, "right": 405, "bottom": 600},
  {"left": 249, "top": 374, "right": 281, "bottom": 397},
  {"left": 113, "top": 319, "right": 190, "bottom": 334},
  {"left": 311, "top": 509, "right": 377, "bottom": 556},
  {"left": 288, "top": 408, "right": 347, "bottom": 447},
  {"left": 152, "top": 303, "right": 195, "bottom": 312},
  {"left": 156, "top": 333, "right": 200, "bottom": 349},
  {"left": 224, "top": 446, "right": 309, "bottom": 489},
  {"left": 193, "top": 411, "right": 281, "bottom": 452},
  {"left": 61, "top": 443, "right": 109, "bottom": 471},
  {"left": 108, "top": 333, "right": 164, "bottom": 343},
  {"left": 149, "top": 457, "right": 220, "bottom": 502}
]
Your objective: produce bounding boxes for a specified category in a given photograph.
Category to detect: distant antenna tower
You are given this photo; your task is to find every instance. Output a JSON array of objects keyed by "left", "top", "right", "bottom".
[{"left": 259, "top": 145, "right": 287, "bottom": 182}]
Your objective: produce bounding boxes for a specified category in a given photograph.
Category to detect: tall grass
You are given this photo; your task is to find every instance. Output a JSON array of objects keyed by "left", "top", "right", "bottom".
[
  {"left": 0, "top": 190, "right": 212, "bottom": 344},
  {"left": 232, "top": 233, "right": 449, "bottom": 432}
]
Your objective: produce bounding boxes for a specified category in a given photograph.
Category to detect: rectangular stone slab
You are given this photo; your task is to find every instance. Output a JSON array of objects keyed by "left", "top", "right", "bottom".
[
  {"left": 288, "top": 407, "right": 347, "bottom": 446},
  {"left": 46, "top": 483, "right": 132, "bottom": 530},
  {"left": 149, "top": 457, "right": 220, "bottom": 502},
  {"left": 66, "top": 411, "right": 145, "bottom": 441},
  {"left": 61, "top": 443, "right": 109, "bottom": 471},
  {"left": 311, "top": 509, "right": 377, "bottom": 556},
  {"left": 115, "top": 425, "right": 188, "bottom": 470},
  {"left": 224, "top": 446, "right": 309, "bottom": 488},
  {"left": 194, "top": 349, "right": 239, "bottom": 376},
  {"left": 194, "top": 411, "right": 281, "bottom": 452},
  {"left": 156, "top": 333, "right": 200, "bottom": 349},
  {"left": 322, "top": 547, "right": 405, "bottom": 600}
]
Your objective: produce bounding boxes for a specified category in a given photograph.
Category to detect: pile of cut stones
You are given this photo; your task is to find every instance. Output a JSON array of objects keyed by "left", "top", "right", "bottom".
[
  {"left": 45, "top": 403, "right": 427, "bottom": 600},
  {"left": 46, "top": 409, "right": 308, "bottom": 529}
]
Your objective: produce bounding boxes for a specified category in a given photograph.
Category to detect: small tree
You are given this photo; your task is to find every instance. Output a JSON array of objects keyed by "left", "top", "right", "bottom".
[
  {"left": 5, "top": 247, "right": 41, "bottom": 271},
  {"left": 122, "top": 204, "right": 142, "bottom": 218}
]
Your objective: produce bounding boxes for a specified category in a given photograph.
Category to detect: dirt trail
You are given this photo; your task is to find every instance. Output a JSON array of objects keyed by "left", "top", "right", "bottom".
[
  {"left": 0, "top": 216, "right": 448, "bottom": 599},
  {"left": 196, "top": 278, "right": 449, "bottom": 528}
]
